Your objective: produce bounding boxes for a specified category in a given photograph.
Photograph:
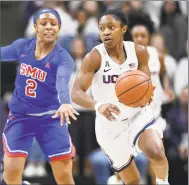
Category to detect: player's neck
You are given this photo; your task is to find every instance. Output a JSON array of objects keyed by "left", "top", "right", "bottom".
[
  {"left": 106, "top": 42, "right": 126, "bottom": 62},
  {"left": 35, "top": 39, "right": 56, "bottom": 60}
]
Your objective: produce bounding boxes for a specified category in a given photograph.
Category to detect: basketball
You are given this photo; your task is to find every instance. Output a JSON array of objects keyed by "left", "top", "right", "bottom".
[{"left": 115, "top": 70, "right": 154, "bottom": 107}]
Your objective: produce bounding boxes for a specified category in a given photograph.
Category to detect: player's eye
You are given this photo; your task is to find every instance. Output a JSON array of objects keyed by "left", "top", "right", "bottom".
[
  {"left": 51, "top": 22, "right": 57, "bottom": 26},
  {"left": 99, "top": 27, "right": 105, "bottom": 31},
  {"left": 110, "top": 26, "right": 115, "bottom": 30},
  {"left": 40, "top": 21, "right": 46, "bottom": 26}
]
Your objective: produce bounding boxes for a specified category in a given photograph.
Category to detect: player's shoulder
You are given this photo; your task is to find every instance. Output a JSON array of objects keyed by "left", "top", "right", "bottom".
[
  {"left": 84, "top": 47, "right": 101, "bottom": 63},
  {"left": 13, "top": 37, "right": 33, "bottom": 47},
  {"left": 79, "top": 47, "right": 101, "bottom": 71},
  {"left": 134, "top": 43, "right": 148, "bottom": 59}
]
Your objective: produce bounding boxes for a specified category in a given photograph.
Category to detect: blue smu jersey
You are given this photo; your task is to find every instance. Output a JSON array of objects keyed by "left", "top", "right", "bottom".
[{"left": 1, "top": 38, "right": 75, "bottom": 114}]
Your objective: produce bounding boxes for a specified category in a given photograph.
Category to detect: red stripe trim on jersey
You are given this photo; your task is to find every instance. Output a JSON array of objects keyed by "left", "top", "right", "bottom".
[
  {"left": 2, "top": 136, "right": 28, "bottom": 158},
  {"left": 50, "top": 145, "right": 76, "bottom": 162}
]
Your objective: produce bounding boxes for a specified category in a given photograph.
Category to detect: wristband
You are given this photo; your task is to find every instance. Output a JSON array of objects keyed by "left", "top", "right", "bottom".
[{"left": 94, "top": 102, "right": 104, "bottom": 112}]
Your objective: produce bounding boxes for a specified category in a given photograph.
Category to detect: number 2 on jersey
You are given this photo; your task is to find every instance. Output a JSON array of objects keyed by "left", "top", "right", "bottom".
[{"left": 25, "top": 79, "right": 37, "bottom": 98}]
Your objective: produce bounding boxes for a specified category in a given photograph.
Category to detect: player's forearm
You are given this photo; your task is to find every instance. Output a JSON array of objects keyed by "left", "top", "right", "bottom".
[
  {"left": 71, "top": 90, "right": 97, "bottom": 111},
  {"left": 161, "top": 72, "right": 170, "bottom": 90}
]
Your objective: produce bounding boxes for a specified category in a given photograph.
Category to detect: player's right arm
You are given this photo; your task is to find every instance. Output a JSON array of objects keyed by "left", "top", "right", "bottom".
[
  {"left": 0, "top": 38, "right": 26, "bottom": 61},
  {"left": 71, "top": 49, "right": 120, "bottom": 121}
]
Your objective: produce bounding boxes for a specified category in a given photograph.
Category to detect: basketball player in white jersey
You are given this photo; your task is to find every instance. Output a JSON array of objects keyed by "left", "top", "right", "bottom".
[
  {"left": 129, "top": 10, "right": 175, "bottom": 132},
  {"left": 72, "top": 10, "right": 169, "bottom": 185}
]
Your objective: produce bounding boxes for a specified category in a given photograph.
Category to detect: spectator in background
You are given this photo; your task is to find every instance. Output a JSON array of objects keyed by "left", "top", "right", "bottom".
[
  {"left": 150, "top": 33, "right": 177, "bottom": 88},
  {"left": 174, "top": 41, "right": 188, "bottom": 97},
  {"left": 81, "top": 1, "right": 99, "bottom": 37},
  {"left": 159, "top": 0, "right": 188, "bottom": 61},
  {"left": 143, "top": 1, "right": 163, "bottom": 30},
  {"left": 23, "top": 139, "right": 47, "bottom": 178},
  {"left": 89, "top": 148, "right": 110, "bottom": 185},
  {"left": 23, "top": 1, "right": 44, "bottom": 25},
  {"left": 166, "top": 86, "right": 188, "bottom": 185}
]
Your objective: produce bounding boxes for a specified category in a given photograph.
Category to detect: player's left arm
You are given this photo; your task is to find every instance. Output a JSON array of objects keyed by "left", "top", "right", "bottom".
[
  {"left": 52, "top": 51, "right": 79, "bottom": 125},
  {"left": 159, "top": 54, "right": 175, "bottom": 101},
  {"left": 135, "top": 44, "right": 151, "bottom": 77}
]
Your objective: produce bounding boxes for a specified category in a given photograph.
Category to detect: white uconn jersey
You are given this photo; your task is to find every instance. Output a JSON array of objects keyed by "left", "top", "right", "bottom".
[
  {"left": 92, "top": 41, "right": 141, "bottom": 119},
  {"left": 147, "top": 46, "right": 165, "bottom": 118}
]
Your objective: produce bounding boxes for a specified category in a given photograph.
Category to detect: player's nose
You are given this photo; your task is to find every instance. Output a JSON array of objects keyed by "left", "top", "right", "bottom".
[
  {"left": 104, "top": 28, "right": 111, "bottom": 35},
  {"left": 46, "top": 22, "right": 52, "bottom": 29}
]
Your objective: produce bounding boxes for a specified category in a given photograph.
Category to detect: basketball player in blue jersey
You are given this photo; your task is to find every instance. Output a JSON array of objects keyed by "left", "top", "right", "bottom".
[
  {"left": 72, "top": 10, "right": 170, "bottom": 185},
  {"left": 1, "top": 8, "right": 79, "bottom": 185}
]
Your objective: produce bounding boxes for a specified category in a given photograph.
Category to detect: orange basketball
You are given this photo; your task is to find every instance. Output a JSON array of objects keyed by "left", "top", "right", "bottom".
[{"left": 115, "top": 70, "right": 153, "bottom": 108}]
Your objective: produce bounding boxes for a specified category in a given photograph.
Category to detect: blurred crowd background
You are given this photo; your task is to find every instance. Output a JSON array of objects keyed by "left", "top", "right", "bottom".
[{"left": 0, "top": 1, "right": 188, "bottom": 185}]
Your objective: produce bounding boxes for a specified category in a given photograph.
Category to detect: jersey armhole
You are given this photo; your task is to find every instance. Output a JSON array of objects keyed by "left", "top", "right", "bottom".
[{"left": 93, "top": 48, "right": 102, "bottom": 74}]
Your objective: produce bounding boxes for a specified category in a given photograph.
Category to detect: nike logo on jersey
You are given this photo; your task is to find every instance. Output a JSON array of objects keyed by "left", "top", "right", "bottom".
[{"left": 104, "top": 68, "right": 112, "bottom": 72}]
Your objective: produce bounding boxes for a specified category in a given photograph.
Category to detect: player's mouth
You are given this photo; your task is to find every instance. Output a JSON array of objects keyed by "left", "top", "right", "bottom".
[
  {"left": 104, "top": 37, "right": 112, "bottom": 43},
  {"left": 44, "top": 33, "right": 54, "bottom": 38}
]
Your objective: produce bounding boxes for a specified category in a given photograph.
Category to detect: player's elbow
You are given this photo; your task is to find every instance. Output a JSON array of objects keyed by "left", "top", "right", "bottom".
[{"left": 71, "top": 88, "right": 79, "bottom": 104}]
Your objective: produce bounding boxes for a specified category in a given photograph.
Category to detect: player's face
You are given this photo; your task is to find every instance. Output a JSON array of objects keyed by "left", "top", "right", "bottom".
[
  {"left": 34, "top": 13, "right": 60, "bottom": 43},
  {"left": 131, "top": 25, "right": 150, "bottom": 46},
  {"left": 99, "top": 15, "right": 126, "bottom": 48}
]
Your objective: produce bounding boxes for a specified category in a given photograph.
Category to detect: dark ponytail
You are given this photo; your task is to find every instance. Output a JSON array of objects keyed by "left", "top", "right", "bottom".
[
  {"left": 124, "top": 28, "right": 133, "bottom": 42},
  {"left": 99, "top": 9, "right": 134, "bottom": 42}
]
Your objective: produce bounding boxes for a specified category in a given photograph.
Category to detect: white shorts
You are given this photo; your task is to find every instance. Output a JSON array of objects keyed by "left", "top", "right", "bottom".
[{"left": 95, "top": 106, "right": 163, "bottom": 172}]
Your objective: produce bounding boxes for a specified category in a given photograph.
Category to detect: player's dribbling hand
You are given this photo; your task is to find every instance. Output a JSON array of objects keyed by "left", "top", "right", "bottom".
[
  {"left": 98, "top": 103, "right": 120, "bottom": 121},
  {"left": 164, "top": 88, "right": 175, "bottom": 102},
  {"left": 52, "top": 104, "right": 79, "bottom": 125}
]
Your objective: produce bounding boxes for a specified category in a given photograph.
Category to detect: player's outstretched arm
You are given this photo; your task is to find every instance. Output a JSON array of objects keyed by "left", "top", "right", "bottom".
[
  {"left": 52, "top": 51, "right": 79, "bottom": 125},
  {"left": 0, "top": 38, "right": 26, "bottom": 61},
  {"left": 72, "top": 49, "right": 120, "bottom": 121}
]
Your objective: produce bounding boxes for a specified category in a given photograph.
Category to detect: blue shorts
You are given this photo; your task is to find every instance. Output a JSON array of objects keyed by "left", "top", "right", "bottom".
[{"left": 2, "top": 111, "right": 75, "bottom": 162}]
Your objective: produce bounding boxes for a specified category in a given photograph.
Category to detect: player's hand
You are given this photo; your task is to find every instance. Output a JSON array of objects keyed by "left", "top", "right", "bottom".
[
  {"left": 52, "top": 104, "right": 79, "bottom": 125},
  {"left": 98, "top": 103, "right": 120, "bottom": 121},
  {"left": 141, "top": 86, "right": 156, "bottom": 108},
  {"left": 178, "top": 145, "right": 188, "bottom": 160},
  {"left": 164, "top": 88, "right": 175, "bottom": 102}
]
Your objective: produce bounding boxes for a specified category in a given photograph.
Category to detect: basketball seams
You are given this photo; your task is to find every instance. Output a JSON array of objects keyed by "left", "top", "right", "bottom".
[
  {"left": 126, "top": 80, "right": 150, "bottom": 106},
  {"left": 115, "top": 73, "right": 149, "bottom": 89},
  {"left": 117, "top": 79, "right": 150, "bottom": 97}
]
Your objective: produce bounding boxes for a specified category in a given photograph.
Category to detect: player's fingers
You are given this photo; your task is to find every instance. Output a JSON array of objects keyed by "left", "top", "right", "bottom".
[
  {"left": 52, "top": 111, "right": 60, "bottom": 118},
  {"left": 110, "top": 104, "right": 121, "bottom": 113},
  {"left": 69, "top": 110, "right": 77, "bottom": 120},
  {"left": 65, "top": 112, "right": 71, "bottom": 124},
  {"left": 105, "top": 115, "right": 112, "bottom": 121},
  {"left": 109, "top": 107, "right": 120, "bottom": 115},
  {"left": 60, "top": 114, "right": 65, "bottom": 125},
  {"left": 109, "top": 113, "right": 116, "bottom": 121},
  {"left": 72, "top": 109, "right": 80, "bottom": 115}
]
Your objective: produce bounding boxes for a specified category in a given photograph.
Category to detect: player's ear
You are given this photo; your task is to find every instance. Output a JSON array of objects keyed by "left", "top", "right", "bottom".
[
  {"left": 122, "top": 25, "right": 127, "bottom": 34},
  {"left": 34, "top": 24, "right": 38, "bottom": 33},
  {"left": 58, "top": 24, "right": 61, "bottom": 30}
]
